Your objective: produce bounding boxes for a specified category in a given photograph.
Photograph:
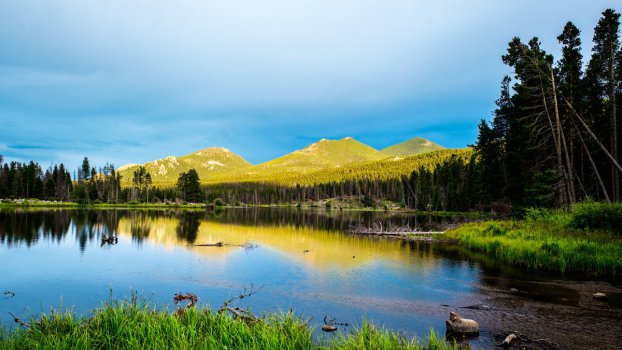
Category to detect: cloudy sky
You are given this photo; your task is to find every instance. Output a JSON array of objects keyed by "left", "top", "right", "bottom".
[{"left": 0, "top": 1, "right": 619, "bottom": 170}]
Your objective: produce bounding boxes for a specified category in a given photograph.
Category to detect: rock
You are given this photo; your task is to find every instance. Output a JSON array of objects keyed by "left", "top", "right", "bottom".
[
  {"left": 321, "top": 324, "right": 337, "bottom": 332},
  {"left": 502, "top": 333, "right": 517, "bottom": 347},
  {"left": 509, "top": 288, "right": 518, "bottom": 293},
  {"left": 446, "top": 311, "right": 479, "bottom": 334},
  {"left": 593, "top": 292, "right": 608, "bottom": 300}
]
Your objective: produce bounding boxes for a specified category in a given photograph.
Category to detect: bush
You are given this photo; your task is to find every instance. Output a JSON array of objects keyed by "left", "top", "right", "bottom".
[
  {"left": 483, "top": 223, "right": 506, "bottom": 236},
  {"left": 213, "top": 198, "right": 225, "bottom": 207},
  {"left": 570, "top": 202, "right": 622, "bottom": 233},
  {"left": 524, "top": 207, "right": 552, "bottom": 221},
  {"left": 325, "top": 200, "right": 332, "bottom": 209}
]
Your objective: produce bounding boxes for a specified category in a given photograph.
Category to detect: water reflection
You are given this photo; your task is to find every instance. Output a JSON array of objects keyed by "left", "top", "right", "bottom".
[
  {"left": 1, "top": 208, "right": 621, "bottom": 349},
  {"left": 0, "top": 208, "right": 467, "bottom": 251}
]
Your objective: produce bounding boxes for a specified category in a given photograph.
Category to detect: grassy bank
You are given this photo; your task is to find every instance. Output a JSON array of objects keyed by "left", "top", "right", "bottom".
[
  {"left": 0, "top": 299, "right": 456, "bottom": 350},
  {"left": 446, "top": 203, "right": 622, "bottom": 277}
]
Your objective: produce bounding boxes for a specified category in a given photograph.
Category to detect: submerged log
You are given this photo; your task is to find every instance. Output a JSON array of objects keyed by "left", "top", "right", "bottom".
[
  {"left": 446, "top": 311, "right": 479, "bottom": 334},
  {"left": 194, "top": 242, "right": 224, "bottom": 247}
]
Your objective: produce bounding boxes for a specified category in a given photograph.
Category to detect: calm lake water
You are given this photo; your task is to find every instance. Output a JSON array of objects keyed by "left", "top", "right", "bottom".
[{"left": 1, "top": 208, "right": 621, "bottom": 349}]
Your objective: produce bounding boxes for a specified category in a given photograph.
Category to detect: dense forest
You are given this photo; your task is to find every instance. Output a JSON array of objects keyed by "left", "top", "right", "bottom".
[{"left": 1, "top": 9, "right": 621, "bottom": 213}]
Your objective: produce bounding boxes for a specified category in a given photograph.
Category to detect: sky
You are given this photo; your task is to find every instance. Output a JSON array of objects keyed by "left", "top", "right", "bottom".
[{"left": 0, "top": 0, "right": 620, "bottom": 170}]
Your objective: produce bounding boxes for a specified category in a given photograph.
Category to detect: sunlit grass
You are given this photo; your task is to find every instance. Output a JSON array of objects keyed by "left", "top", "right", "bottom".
[
  {"left": 0, "top": 298, "right": 458, "bottom": 350},
  {"left": 447, "top": 204, "right": 622, "bottom": 277}
]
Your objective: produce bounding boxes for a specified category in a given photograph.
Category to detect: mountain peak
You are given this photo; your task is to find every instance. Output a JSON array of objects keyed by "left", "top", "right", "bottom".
[
  {"left": 381, "top": 137, "right": 445, "bottom": 157},
  {"left": 258, "top": 137, "right": 383, "bottom": 172}
]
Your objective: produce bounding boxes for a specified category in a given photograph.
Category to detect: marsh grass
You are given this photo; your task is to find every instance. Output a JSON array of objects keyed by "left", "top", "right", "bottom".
[
  {"left": 0, "top": 298, "right": 457, "bottom": 350},
  {"left": 447, "top": 204, "right": 622, "bottom": 277}
]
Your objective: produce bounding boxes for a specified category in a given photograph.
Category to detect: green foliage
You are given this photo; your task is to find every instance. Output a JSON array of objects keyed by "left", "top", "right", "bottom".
[
  {"left": 361, "top": 195, "right": 374, "bottom": 208},
  {"left": 380, "top": 137, "right": 445, "bottom": 157},
  {"left": 0, "top": 298, "right": 458, "bottom": 350},
  {"left": 570, "top": 202, "right": 622, "bottom": 233},
  {"left": 72, "top": 183, "right": 89, "bottom": 204},
  {"left": 213, "top": 198, "right": 225, "bottom": 207},
  {"left": 178, "top": 169, "right": 203, "bottom": 203}
]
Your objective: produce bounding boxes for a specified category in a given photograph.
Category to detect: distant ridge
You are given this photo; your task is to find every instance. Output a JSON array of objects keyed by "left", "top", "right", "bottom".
[
  {"left": 118, "top": 136, "right": 448, "bottom": 186},
  {"left": 381, "top": 137, "right": 444, "bottom": 157}
]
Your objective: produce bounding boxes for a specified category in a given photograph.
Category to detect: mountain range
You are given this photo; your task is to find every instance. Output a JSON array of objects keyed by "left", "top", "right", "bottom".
[{"left": 118, "top": 137, "right": 446, "bottom": 186}]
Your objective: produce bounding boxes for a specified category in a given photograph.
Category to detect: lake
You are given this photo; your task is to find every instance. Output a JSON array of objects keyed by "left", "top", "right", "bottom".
[{"left": 1, "top": 208, "right": 621, "bottom": 349}]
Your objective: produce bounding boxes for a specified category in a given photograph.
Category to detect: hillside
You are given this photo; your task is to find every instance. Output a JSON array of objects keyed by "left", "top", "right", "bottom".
[
  {"left": 381, "top": 137, "right": 444, "bottom": 157},
  {"left": 118, "top": 147, "right": 251, "bottom": 186},
  {"left": 206, "top": 148, "right": 472, "bottom": 186},
  {"left": 250, "top": 137, "right": 386, "bottom": 174}
]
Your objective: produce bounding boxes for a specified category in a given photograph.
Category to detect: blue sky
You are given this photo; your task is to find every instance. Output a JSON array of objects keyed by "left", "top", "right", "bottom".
[{"left": 0, "top": 1, "right": 619, "bottom": 170}]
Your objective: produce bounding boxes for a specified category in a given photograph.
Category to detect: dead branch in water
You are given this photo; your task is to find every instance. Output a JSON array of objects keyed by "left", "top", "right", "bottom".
[
  {"left": 346, "top": 222, "right": 447, "bottom": 236},
  {"left": 217, "top": 284, "right": 264, "bottom": 323}
]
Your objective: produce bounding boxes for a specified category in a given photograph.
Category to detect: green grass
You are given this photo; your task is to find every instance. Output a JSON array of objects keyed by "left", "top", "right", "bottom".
[
  {"left": 446, "top": 204, "right": 622, "bottom": 277},
  {"left": 0, "top": 299, "right": 457, "bottom": 350}
]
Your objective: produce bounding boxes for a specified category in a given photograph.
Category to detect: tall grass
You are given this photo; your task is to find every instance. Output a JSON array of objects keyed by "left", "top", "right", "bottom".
[
  {"left": 447, "top": 204, "right": 622, "bottom": 277},
  {"left": 0, "top": 299, "right": 457, "bottom": 350}
]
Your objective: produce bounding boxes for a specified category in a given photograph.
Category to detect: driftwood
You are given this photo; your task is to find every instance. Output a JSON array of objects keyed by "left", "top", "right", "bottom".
[
  {"left": 223, "top": 307, "right": 259, "bottom": 323},
  {"left": 192, "top": 242, "right": 258, "bottom": 249},
  {"left": 347, "top": 222, "right": 446, "bottom": 236},
  {"left": 3, "top": 291, "right": 15, "bottom": 299},
  {"left": 217, "top": 284, "right": 264, "bottom": 323},
  {"left": 446, "top": 311, "right": 479, "bottom": 334},
  {"left": 194, "top": 242, "right": 224, "bottom": 247}
]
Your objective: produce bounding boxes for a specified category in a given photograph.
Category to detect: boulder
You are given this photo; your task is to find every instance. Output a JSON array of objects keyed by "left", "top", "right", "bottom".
[{"left": 446, "top": 311, "right": 479, "bottom": 334}]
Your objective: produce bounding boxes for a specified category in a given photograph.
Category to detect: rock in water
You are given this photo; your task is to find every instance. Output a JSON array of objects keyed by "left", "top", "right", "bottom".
[
  {"left": 321, "top": 324, "right": 337, "bottom": 332},
  {"left": 446, "top": 311, "right": 479, "bottom": 334},
  {"left": 502, "top": 333, "right": 517, "bottom": 347},
  {"left": 593, "top": 292, "right": 608, "bottom": 300}
]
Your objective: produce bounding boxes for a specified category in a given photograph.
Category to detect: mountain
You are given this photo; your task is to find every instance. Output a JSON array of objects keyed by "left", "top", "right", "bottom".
[
  {"left": 251, "top": 137, "right": 386, "bottom": 174},
  {"left": 381, "top": 137, "right": 445, "bottom": 157},
  {"left": 118, "top": 147, "right": 251, "bottom": 186}
]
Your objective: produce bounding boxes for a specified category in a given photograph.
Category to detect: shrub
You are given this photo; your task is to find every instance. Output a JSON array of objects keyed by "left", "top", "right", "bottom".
[
  {"left": 483, "top": 223, "right": 506, "bottom": 236},
  {"left": 570, "top": 202, "right": 622, "bottom": 233},
  {"left": 325, "top": 200, "right": 333, "bottom": 209},
  {"left": 213, "top": 198, "right": 225, "bottom": 207}
]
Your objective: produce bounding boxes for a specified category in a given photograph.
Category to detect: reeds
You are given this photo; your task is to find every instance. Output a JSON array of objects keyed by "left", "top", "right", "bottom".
[
  {"left": 447, "top": 204, "right": 622, "bottom": 277},
  {"left": 0, "top": 298, "right": 457, "bottom": 350}
]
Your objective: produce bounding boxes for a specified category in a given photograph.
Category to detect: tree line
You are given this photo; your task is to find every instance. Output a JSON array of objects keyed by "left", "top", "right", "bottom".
[
  {"left": 474, "top": 9, "right": 622, "bottom": 210},
  {"left": 2, "top": 9, "right": 620, "bottom": 212}
]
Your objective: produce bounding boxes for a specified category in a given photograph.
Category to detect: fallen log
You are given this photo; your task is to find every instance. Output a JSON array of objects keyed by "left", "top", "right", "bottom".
[{"left": 193, "top": 242, "right": 223, "bottom": 247}]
